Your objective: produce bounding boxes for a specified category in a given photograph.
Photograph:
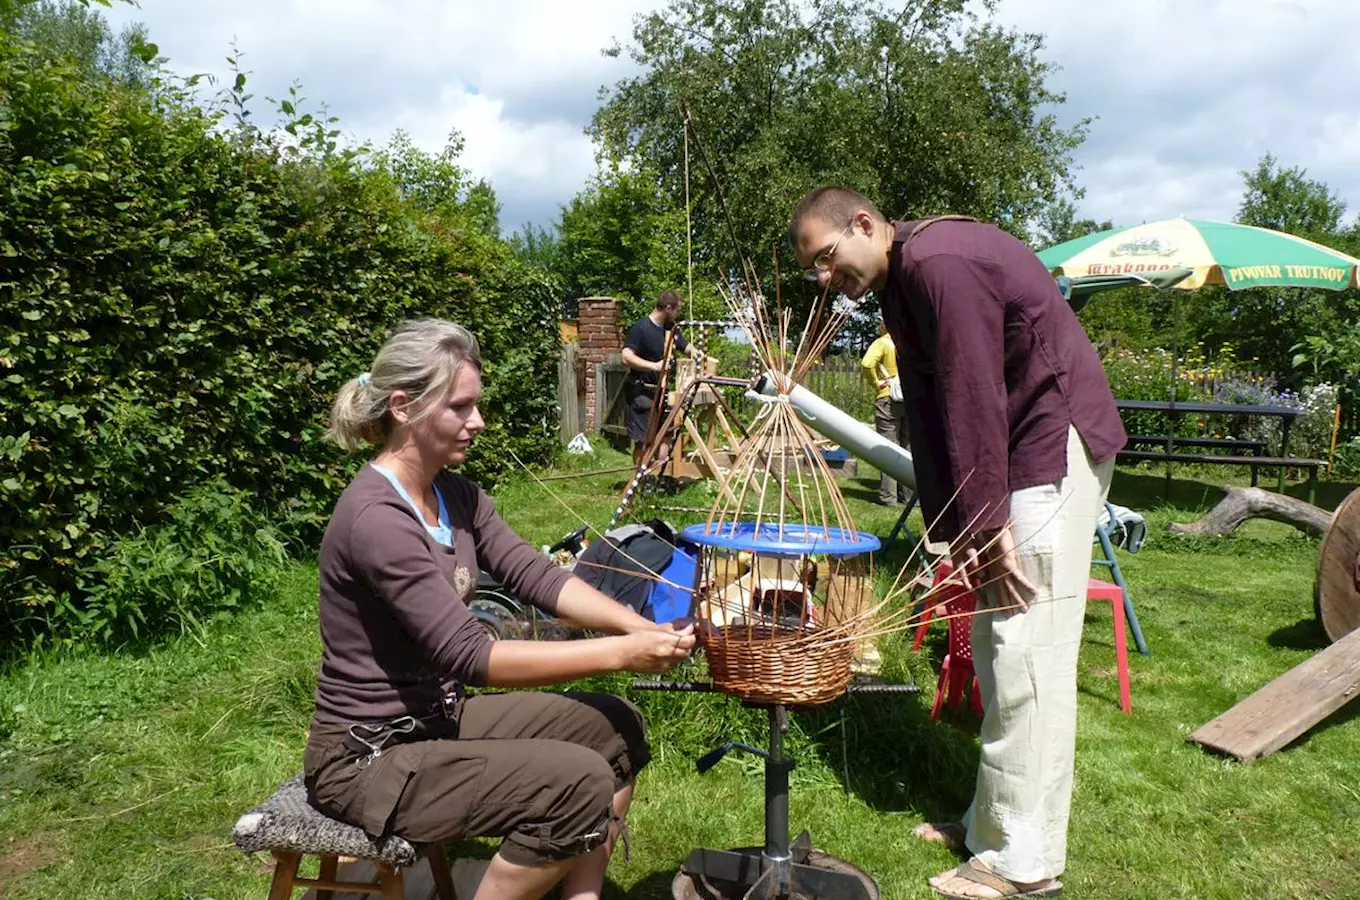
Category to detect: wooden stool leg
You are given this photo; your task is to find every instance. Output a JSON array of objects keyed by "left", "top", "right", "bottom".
[
  {"left": 316, "top": 854, "right": 338, "bottom": 900},
  {"left": 267, "top": 851, "right": 302, "bottom": 900},
  {"left": 379, "top": 864, "right": 405, "bottom": 900},
  {"left": 427, "top": 846, "right": 456, "bottom": 900}
]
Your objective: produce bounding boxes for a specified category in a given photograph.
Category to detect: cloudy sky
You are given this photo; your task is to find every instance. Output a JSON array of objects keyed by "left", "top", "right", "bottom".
[{"left": 103, "top": 0, "right": 1360, "bottom": 236}]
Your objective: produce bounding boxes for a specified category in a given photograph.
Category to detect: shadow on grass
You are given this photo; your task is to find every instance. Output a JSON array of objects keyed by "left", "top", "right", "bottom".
[
  {"left": 801, "top": 688, "right": 981, "bottom": 823},
  {"left": 1109, "top": 466, "right": 1359, "bottom": 515},
  {"left": 609, "top": 870, "right": 679, "bottom": 898},
  {"left": 1299, "top": 696, "right": 1360, "bottom": 746},
  {"left": 430, "top": 840, "right": 681, "bottom": 899},
  {"left": 837, "top": 482, "right": 889, "bottom": 506},
  {"left": 1108, "top": 468, "right": 1236, "bottom": 513},
  {"left": 1267, "top": 616, "right": 1331, "bottom": 651}
]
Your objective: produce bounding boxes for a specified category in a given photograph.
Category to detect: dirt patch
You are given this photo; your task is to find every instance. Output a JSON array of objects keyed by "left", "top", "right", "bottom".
[{"left": 0, "top": 834, "right": 69, "bottom": 891}]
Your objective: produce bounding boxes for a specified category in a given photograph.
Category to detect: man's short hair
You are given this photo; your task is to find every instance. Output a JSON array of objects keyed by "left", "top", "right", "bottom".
[
  {"left": 788, "top": 187, "right": 885, "bottom": 246},
  {"left": 656, "top": 289, "right": 683, "bottom": 310}
]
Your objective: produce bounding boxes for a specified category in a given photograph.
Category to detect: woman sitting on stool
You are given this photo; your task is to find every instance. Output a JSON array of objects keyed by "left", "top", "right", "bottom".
[{"left": 306, "top": 318, "right": 696, "bottom": 900}]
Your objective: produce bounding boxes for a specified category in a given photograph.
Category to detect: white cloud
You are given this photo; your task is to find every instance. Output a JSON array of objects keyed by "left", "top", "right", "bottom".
[
  {"left": 104, "top": 0, "right": 653, "bottom": 232},
  {"left": 104, "top": 0, "right": 1360, "bottom": 234},
  {"left": 991, "top": 0, "right": 1360, "bottom": 227}
]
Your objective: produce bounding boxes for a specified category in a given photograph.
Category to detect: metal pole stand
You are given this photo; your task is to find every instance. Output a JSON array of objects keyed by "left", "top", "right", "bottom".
[{"left": 672, "top": 703, "right": 879, "bottom": 900}]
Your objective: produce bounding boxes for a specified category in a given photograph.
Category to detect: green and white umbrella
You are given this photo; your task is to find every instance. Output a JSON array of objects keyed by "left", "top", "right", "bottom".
[{"left": 1038, "top": 217, "right": 1360, "bottom": 291}]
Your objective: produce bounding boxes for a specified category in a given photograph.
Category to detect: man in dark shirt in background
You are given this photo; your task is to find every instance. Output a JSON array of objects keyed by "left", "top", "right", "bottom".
[
  {"left": 621, "top": 290, "right": 704, "bottom": 467},
  {"left": 790, "top": 187, "right": 1125, "bottom": 900}
]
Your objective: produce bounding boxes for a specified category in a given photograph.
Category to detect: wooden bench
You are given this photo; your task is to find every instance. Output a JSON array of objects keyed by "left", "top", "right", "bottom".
[
  {"left": 1116, "top": 449, "right": 1324, "bottom": 502},
  {"left": 1124, "top": 434, "right": 1267, "bottom": 455},
  {"left": 1115, "top": 399, "right": 1307, "bottom": 495}
]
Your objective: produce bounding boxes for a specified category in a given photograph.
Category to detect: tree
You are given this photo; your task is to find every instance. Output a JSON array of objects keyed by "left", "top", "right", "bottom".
[
  {"left": 0, "top": 4, "right": 563, "bottom": 645},
  {"left": 371, "top": 129, "right": 502, "bottom": 240},
  {"left": 1177, "top": 154, "right": 1360, "bottom": 385},
  {"left": 13, "top": 0, "right": 159, "bottom": 86},
  {"left": 1236, "top": 153, "right": 1348, "bottom": 242},
  {"left": 555, "top": 162, "right": 724, "bottom": 324},
  {"left": 591, "top": 0, "right": 1088, "bottom": 305},
  {"left": 1035, "top": 197, "right": 1111, "bottom": 249},
  {"left": 510, "top": 223, "right": 565, "bottom": 274}
]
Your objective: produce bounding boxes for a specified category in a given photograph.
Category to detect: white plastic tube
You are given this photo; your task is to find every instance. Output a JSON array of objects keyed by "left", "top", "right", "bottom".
[{"left": 754, "top": 373, "right": 916, "bottom": 491}]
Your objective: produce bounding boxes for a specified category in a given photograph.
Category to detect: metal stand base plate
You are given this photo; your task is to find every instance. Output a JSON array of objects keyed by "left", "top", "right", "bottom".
[{"left": 672, "top": 839, "right": 879, "bottom": 900}]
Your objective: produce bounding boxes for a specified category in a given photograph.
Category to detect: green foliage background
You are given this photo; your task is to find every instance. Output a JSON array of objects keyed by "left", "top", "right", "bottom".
[{"left": 0, "top": 8, "right": 562, "bottom": 648}]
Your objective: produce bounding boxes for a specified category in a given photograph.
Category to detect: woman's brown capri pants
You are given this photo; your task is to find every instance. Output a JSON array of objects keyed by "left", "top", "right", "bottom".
[{"left": 304, "top": 691, "right": 651, "bottom": 865}]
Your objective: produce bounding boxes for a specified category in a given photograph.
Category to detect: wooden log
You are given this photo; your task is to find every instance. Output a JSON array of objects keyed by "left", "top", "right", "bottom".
[
  {"left": 1171, "top": 488, "right": 1360, "bottom": 644},
  {"left": 1188, "top": 626, "right": 1360, "bottom": 762},
  {"left": 1167, "top": 485, "right": 1333, "bottom": 538}
]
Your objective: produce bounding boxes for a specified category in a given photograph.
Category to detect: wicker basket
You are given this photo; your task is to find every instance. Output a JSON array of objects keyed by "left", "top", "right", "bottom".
[{"left": 701, "top": 622, "right": 855, "bottom": 706}]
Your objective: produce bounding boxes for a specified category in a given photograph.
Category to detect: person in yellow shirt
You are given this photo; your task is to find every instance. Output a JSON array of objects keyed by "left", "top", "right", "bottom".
[{"left": 860, "top": 319, "right": 910, "bottom": 505}]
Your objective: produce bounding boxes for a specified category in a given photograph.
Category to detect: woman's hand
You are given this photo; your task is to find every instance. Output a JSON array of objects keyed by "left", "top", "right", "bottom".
[{"left": 618, "top": 622, "right": 696, "bottom": 673}]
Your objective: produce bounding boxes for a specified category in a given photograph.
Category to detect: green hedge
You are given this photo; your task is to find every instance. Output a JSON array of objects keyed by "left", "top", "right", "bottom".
[{"left": 0, "top": 34, "right": 561, "bottom": 647}]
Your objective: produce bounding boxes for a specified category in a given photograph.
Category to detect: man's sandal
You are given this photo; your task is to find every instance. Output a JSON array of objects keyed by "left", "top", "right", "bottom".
[{"left": 930, "top": 859, "right": 1064, "bottom": 899}]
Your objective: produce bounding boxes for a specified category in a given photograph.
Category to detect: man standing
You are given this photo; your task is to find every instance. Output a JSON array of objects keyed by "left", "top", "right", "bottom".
[
  {"left": 621, "top": 290, "right": 704, "bottom": 467},
  {"left": 860, "top": 318, "right": 909, "bottom": 505},
  {"left": 790, "top": 187, "right": 1125, "bottom": 900}
]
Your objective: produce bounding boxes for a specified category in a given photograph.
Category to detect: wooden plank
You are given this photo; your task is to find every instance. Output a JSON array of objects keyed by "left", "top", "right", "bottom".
[
  {"left": 557, "top": 343, "right": 580, "bottom": 444},
  {"left": 1116, "top": 450, "right": 1324, "bottom": 467},
  {"left": 1188, "top": 626, "right": 1360, "bottom": 762},
  {"left": 1125, "top": 434, "right": 1266, "bottom": 450}
]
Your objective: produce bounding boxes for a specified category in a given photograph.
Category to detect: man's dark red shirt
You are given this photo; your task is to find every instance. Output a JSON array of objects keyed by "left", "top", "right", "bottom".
[{"left": 880, "top": 219, "right": 1126, "bottom": 543}]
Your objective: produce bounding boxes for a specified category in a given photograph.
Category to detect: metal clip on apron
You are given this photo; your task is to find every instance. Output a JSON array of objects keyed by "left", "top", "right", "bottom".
[{"left": 346, "top": 716, "right": 417, "bottom": 768}]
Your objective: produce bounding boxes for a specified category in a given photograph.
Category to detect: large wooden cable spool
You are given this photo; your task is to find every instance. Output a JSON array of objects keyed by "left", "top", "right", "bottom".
[{"left": 1315, "top": 487, "right": 1360, "bottom": 643}]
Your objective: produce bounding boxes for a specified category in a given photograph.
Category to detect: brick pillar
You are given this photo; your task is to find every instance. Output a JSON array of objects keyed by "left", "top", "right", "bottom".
[{"left": 578, "top": 298, "right": 624, "bottom": 432}]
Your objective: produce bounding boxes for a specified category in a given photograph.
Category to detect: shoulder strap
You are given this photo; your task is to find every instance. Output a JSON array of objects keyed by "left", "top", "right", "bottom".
[{"left": 906, "top": 214, "right": 978, "bottom": 242}]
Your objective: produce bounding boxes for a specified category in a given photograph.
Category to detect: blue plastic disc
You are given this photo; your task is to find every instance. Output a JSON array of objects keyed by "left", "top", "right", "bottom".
[{"left": 681, "top": 521, "right": 881, "bottom": 557}]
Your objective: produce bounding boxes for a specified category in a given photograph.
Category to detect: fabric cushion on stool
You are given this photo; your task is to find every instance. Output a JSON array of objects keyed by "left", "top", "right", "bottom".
[{"left": 232, "top": 774, "right": 420, "bottom": 867}]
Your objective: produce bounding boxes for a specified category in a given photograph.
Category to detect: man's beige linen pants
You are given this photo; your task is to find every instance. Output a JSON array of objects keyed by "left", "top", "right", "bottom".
[{"left": 962, "top": 425, "right": 1113, "bottom": 882}]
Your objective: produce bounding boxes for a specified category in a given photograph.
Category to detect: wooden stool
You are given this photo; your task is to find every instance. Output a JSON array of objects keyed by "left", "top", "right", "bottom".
[{"left": 233, "top": 775, "right": 455, "bottom": 900}]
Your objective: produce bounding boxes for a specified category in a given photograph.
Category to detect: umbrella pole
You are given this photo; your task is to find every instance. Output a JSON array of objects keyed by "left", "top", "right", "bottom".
[{"left": 1165, "top": 294, "right": 1180, "bottom": 501}]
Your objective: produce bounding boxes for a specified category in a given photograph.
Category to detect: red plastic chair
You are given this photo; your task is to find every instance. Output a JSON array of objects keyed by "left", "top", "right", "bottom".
[
  {"left": 918, "top": 565, "right": 1132, "bottom": 717},
  {"left": 927, "top": 563, "right": 983, "bottom": 719},
  {"left": 1086, "top": 577, "right": 1132, "bottom": 715}
]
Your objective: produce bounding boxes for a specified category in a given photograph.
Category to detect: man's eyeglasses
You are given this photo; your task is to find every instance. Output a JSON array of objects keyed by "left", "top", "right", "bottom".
[{"left": 802, "top": 221, "right": 853, "bottom": 282}]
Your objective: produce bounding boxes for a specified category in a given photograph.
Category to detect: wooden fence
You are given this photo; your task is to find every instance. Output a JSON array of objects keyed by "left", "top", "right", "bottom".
[
  {"left": 596, "top": 358, "right": 631, "bottom": 440},
  {"left": 556, "top": 342, "right": 586, "bottom": 443},
  {"left": 556, "top": 345, "right": 1360, "bottom": 451},
  {"left": 555, "top": 347, "right": 878, "bottom": 442},
  {"left": 800, "top": 356, "right": 877, "bottom": 423}
]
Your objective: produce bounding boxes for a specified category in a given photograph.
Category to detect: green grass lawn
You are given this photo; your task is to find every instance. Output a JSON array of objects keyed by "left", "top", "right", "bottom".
[{"left": 2, "top": 446, "right": 1358, "bottom": 899}]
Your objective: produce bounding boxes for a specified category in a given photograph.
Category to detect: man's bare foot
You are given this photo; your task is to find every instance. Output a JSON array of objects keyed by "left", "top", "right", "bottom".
[
  {"left": 928, "top": 859, "right": 1062, "bottom": 898},
  {"left": 912, "top": 821, "right": 967, "bottom": 853}
]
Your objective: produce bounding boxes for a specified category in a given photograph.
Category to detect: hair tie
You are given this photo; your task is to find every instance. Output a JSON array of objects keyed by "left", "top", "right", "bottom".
[{"left": 357, "top": 372, "right": 372, "bottom": 388}]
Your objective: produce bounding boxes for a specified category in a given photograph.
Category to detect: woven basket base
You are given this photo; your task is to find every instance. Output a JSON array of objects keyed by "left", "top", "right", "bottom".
[{"left": 702, "top": 624, "right": 855, "bottom": 706}]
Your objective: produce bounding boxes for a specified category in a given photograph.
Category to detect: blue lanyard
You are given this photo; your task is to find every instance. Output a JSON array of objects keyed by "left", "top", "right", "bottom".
[{"left": 370, "top": 464, "right": 454, "bottom": 548}]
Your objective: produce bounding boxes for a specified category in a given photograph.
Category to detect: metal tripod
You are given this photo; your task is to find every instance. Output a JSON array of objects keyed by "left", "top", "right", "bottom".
[{"left": 679, "top": 703, "right": 877, "bottom": 900}]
